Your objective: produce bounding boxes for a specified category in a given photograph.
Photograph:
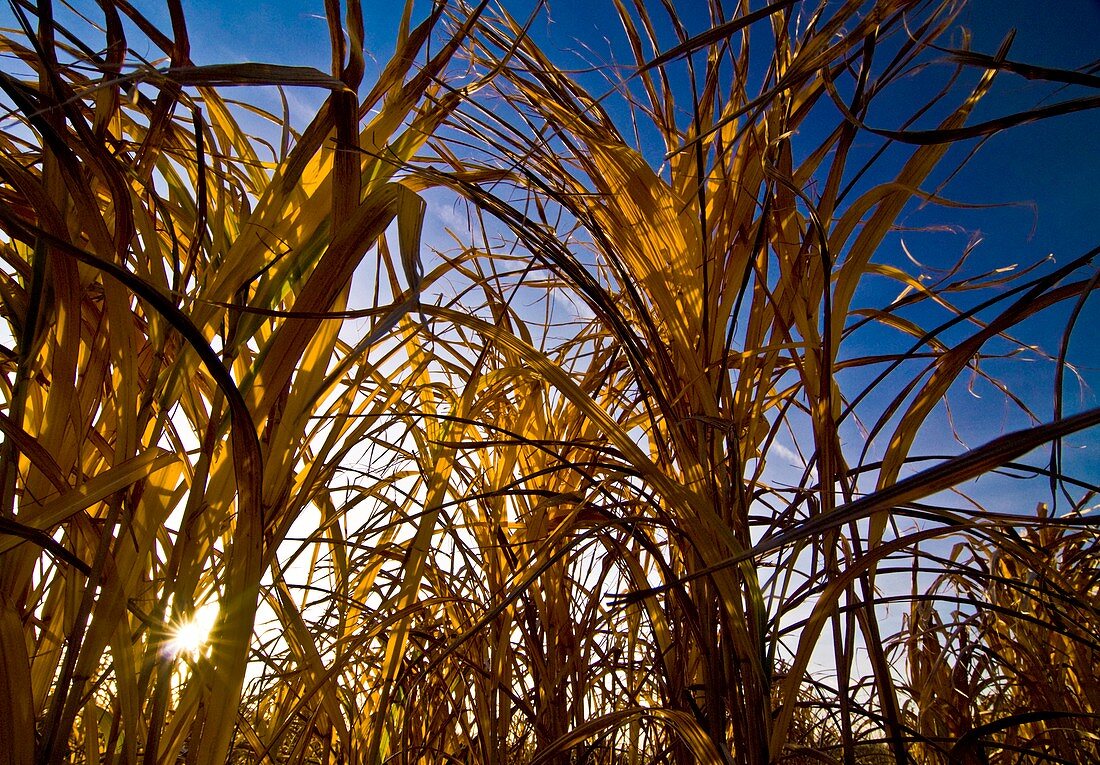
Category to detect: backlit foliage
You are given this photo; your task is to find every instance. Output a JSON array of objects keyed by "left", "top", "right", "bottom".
[{"left": 0, "top": 1, "right": 1096, "bottom": 763}]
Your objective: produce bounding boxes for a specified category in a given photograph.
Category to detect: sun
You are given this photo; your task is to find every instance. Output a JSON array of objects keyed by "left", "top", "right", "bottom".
[{"left": 164, "top": 602, "right": 219, "bottom": 658}]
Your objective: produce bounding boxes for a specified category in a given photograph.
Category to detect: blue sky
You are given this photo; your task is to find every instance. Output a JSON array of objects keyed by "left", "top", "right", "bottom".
[{"left": 166, "top": 0, "right": 1097, "bottom": 268}]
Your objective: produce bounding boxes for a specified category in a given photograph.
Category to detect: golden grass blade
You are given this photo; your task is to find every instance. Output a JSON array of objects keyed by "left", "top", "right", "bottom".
[
  {"left": 244, "top": 182, "right": 403, "bottom": 421},
  {"left": 0, "top": 595, "right": 34, "bottom": 765},
  {"left": 0, "top": 451, "right": 177, "bottom": 554},
  {"left": 529, "top": 708, "right": 726, "bottom": 764}
]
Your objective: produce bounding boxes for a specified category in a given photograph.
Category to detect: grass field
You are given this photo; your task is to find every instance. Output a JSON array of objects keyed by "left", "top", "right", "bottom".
[{"left": 0, "top": 1, "right": 1096, "bottom": 763}]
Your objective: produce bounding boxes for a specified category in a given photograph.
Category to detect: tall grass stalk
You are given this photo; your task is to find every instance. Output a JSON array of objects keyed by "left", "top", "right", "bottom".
[{"left": 0, "top": 1, "right": 1096, "bottom": 764}]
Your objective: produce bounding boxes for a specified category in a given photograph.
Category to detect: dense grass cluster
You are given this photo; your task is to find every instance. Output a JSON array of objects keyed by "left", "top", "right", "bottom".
[{"left": 0, "top": 1, "right": 1096, "bottom": 763}]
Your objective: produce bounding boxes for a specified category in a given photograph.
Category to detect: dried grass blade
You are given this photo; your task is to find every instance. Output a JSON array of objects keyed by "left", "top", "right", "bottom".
[
  {"left": 165, "top": 63, "right": 350, "bottom": 90},
  {"left": 639, "top": 0, "right": 799, "bottom": 73}
]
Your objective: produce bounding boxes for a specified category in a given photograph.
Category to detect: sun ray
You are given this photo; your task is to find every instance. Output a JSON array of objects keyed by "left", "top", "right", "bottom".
[{"left": 164, "top": 603, "right": 220, "bottom": 659}]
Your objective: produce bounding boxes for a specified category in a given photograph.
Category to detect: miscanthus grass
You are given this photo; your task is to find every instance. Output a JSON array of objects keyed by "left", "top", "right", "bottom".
[{"left": 0, "top": 1, "right": 1096, "bottom": 764}]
